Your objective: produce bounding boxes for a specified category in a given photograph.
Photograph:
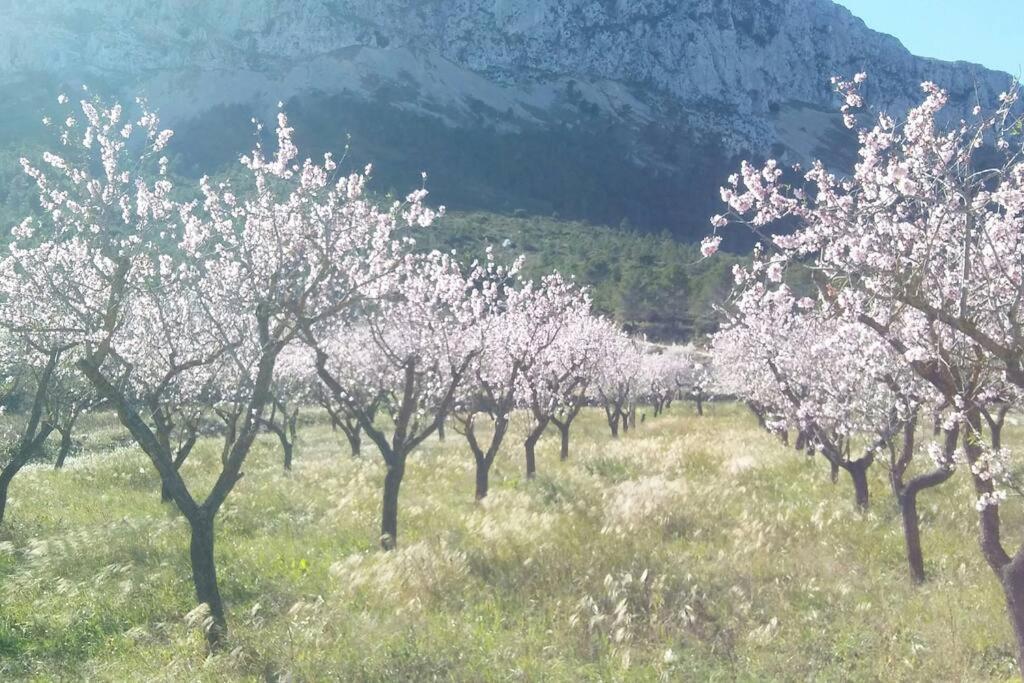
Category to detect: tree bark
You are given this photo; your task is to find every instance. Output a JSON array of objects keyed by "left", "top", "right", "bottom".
[
  {"left": 189, "top": 511, "right": 227, "bottom": 650},
  {"left": 695, "top": 394, "right": 704, "bottom": 416},
  {"left": 285, "top": 409, "right": 298, "bottom": 469},
  {"left": 747, "top": 402, "right": 767, "bottom": 429},
  {"left": 54, "top": 428, "right": 75, "bottom": 469},
  {"left": 162, "top": 433, "right": 198, "bottom": 503},
  {"left": 795, "top": 430, "right": 807, "bottom": 452},
  {"left": 848, "top": 461, "right": 870, "bottom": 510},
  {"left": 282, "top": 440, "right": 293, "bottom": 471},
  {"left": 381, "top": 462, "right": 404, "bottom": 550},
  {"left": 899, "top": 493, "right": 925, "bottom": 584},
  {"left": 525, "top": 443, "right": 537, "bottom": 479},
  {"left": 475, "top": 457, "right": 492, "bottom": 500},
  {"left": 1001, "top": 557, "right": 1024, "bottom": 679},
  {"left": 0, "top": 462, "right": 19, "bottom": 524},
  {"left": 524, "top": 419, "right": 548, "bottom": 480},
  {"left": 261, "top": 405, "right": 295, "bottom": 472},
  {"left": 557, "top": 422, "right": 571, "bottom": 461},
  {"left": 345, "top": 428, "right": 361, "bottom": 457},
  {"left": 888, "top": 423, "right": 956, "bottom": 584}
]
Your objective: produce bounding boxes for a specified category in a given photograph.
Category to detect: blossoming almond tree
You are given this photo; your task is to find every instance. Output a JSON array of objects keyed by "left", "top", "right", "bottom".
[
  {"left": 639, "top": 345, "right": 693, "bottom": 418},
  {"left": 6, "top": 95, "right": 438, "bottom": 647},
  {"left": 681, "top": 349, "right": 714, "bottom": 416},
  {"left": 454, "top": 269, "right": 589, "bottom": 495},
  {"left": 518, "top": 307, "right": 605, "bottom": 463},
  {"left": 591, "top": 327, "right": 644, "bottom": 438},
  {"left": 711, "top": 274, "right": 965, "bottom": 582},
  {"left": 707, "top": 73, "right": 1024, "bottom": 665},
  {"left": 308, "top": 252, "right": 490, "bottom": 549}
]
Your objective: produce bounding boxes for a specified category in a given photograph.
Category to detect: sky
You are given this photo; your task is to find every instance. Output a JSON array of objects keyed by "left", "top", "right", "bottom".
[{"left": 836, "top": 0, "right": 1023, "bottom": 76}]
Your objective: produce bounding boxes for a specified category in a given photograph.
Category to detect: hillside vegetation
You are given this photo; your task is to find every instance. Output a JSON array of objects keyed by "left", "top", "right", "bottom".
[
  {"left": 426, "top": 212, "right": 741, "bottom": 341},
  {"left": 1, "top": 405, "right": 1019, "bottom": 681}
]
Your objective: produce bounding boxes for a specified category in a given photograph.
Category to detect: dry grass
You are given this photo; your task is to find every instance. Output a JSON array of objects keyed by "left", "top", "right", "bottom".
[{"left": 1, "top": 404, "right": 1021, "bottom": 680}]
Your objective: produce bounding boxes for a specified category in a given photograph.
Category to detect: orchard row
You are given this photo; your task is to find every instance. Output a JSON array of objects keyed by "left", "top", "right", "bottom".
[
  {"left": 0, "top": 95, "right": 710, "bottom": 649},
  {"left": 706, "top": 74, "right": 1024, "bottom": 673}
]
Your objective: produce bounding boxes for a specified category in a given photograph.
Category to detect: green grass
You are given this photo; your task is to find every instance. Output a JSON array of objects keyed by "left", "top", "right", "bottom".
[{"left": 1, "top": 405, "right": 1022, "bottom": 681}]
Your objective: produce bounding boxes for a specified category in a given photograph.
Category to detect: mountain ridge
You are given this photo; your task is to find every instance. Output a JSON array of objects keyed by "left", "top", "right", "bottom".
[{"left": 0, "top": 0, "right": 1014, "bottom": 241}]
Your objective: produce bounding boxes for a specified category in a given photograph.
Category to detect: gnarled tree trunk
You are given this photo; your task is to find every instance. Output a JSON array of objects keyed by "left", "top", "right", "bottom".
[
  {"left": 475, "top": 457, "right": 492, "bottom": 500},
  {"left": 381, "top": 462, "right": 404, "bottom": 550},
  {"left": 557, "top": 422, "right": 571, "bottom": 461},
  {"left": 891, "top": 424, "right": 956, "bottom": 584},
  {"left": 524, "top": 418, "right": 548, "bottom": 479},
  {"left": 1001, "top": 558, "right": 1024, "bottom": 680},
  {"left": 188, "top": 510, "right": 226, "bottom": 648},
  {"left": 844, "top": 458, "right": 871, "bottom": 510},
  {"left": 53, "top": 427, "right": 75, "bottom": 469}
]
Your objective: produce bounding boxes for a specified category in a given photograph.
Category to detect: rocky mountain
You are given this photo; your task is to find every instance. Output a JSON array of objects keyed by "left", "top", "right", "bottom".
[{"left": 0, "top": 0, "right": 1014, "bottom": 241}]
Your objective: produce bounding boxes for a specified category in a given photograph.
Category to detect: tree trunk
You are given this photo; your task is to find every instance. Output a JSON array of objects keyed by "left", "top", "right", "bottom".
[
  {"left": 437, "top": 420, "right": 446, "bottom": 442},
  {"left": 899, "top": 492, "right": 926, "bottom": 584},
  {"left": 162, "top": 436, "right": 197, "bottom": 503},
  {"left": 282, "top": 438, "right": 293, "bottom": 471},
  {"left": 1000, "top": 557, "right": 1024, "bottom": 679},
  {"left": 695, "top": 395, "right": 704, "bottom": 416},
  {"left": 0, "top": 426, "right": 56, "bottom": 523},
  {"left": 525, "top": 442, "right": 537, "bottom": 479},
  {"left": 0, "top": 462, "right": 18, "bottom": 524},
  {"left": 285, "top": 410, "right": 298, "bottom": 470},
  {"left": 848, "top": 461, "right": 870, "bottom": 510},
  {"left": 475, "top": 457, "right": 491, "bottom": 500},
  {"left": 748, "top": 402, "right": 766, "bottom": 429},
  {"left": 188, "top": 512, "right": 227, "bottom": 650},
  {"left": 54, "top": 429, "right": 74, "bottom": 469},
  {"left": 558, "top": 422, "right": 571, "bottom": 461},
  {"left": 346, "top": 428, "right": 361, "bottom": 457},
  {"left": 381, "top": 462, "right": 404, "bottom": 550},
  {"left": 220, "top": 417, "right": 236, "bottom": 466},
  {"left": 524, "top": 420, "right": 547, "bottom": 480},
  {"left": 607, "top": 412, "right": 620, "bottom": 438}
]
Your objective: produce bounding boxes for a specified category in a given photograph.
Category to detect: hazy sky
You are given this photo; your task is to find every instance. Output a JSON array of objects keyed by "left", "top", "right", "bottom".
[{"left": 836, "top": 0, "right": 1023, "bottom": 76}]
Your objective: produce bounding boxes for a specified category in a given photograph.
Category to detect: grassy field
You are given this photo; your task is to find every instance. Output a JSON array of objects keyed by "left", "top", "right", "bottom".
[{"left": 1, "top": 404, "right": 1022, "bottom": 681}]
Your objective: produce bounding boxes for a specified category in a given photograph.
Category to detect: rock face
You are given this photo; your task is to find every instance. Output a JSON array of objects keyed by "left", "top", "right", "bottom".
[{"left": 0, "top": 0, "right": 1013, "bottom": 239}]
